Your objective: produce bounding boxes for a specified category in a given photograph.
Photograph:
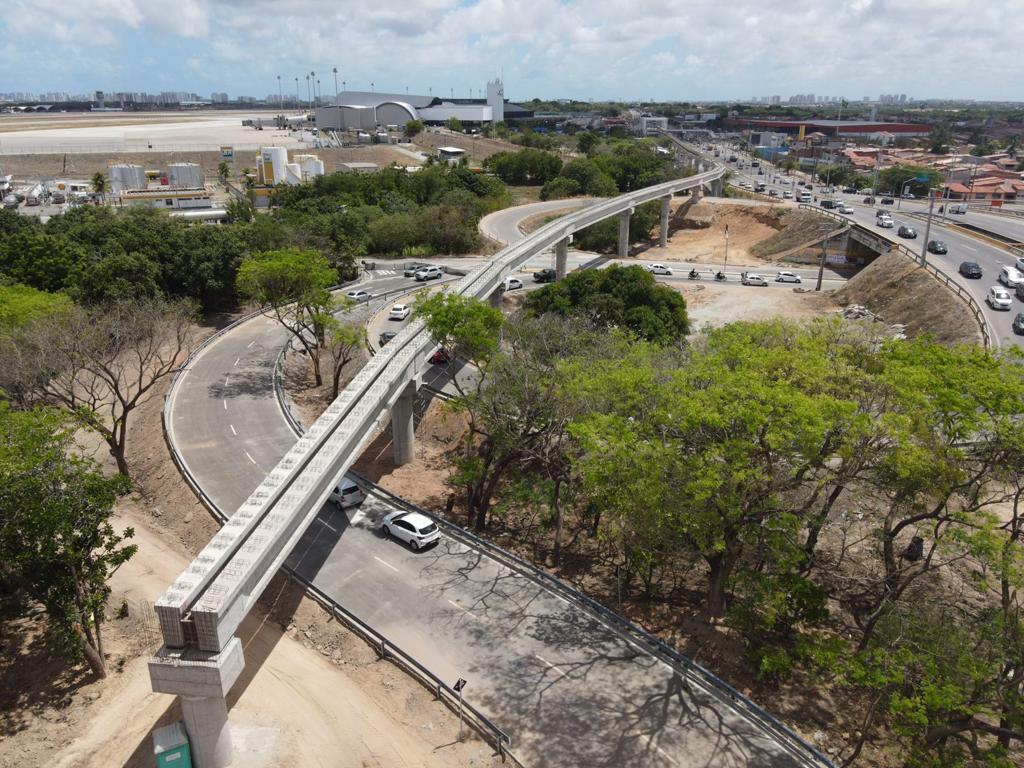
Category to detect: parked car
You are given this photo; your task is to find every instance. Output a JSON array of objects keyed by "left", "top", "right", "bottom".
[
  {"left": 414, "top": 266, "right": 444, "bottom": 281},
  {"left": 645, "top": 263, "right": 673, "bottom": 275},
  {"left": 533, "top": 268, "right": 557, "bottom": 283},
  {"left": 897, "top": 225, "right": 917, "bottom": 239},
  {"left": 51, "top": 192, "right": 66, "bottom": 204},
  {"left": 741, "top": 272, "right": 768, "bottom": 286},
  {"left": 1013, "top": 313, "right": 1024, "bottom": 335},
  {"left": 328, "top": 477, "right": 366, "bottom": 509},
  {"left": 403, "top": 262, "right": 430, "bottom": 277},
  {"left": 378, "top": 331, "right": 397, "bottom": 347},
  {"left": 381, "top": 510, "right": 441, "bottom": 550},
  {"left": 429, "top": 348, "right": 450, "bottom": 365},
  {"left": 346, "top": 289, "right": 372, "bottom": 302},
  {"left": 388, "top": 304, "right": 411, "bottom": 320},
  {"left": 24, "top": 195, "right": 39, "bottom": 206},
  {"left": 998, "top": 266, "right": 1024, "bottom": 288},
  {"left": 987, "top": 286, "right": 1013, "bottom": 311},
  {"left": 877, "top": 216, "right": 894, "bottom": 228},
  {"left": 958, "top": 261, "right": 983, "bottom": 279},
  {"left": 880, "top": 197, "right": 895, "bottom": 205},
  {"left": 926, "top": 240, "right": 948, "bottom": 254},
  {"left": 775, "top": 271, "right": 802, "bottom": 284},
  {"left": 505, "top": 277, "right": 523, "bottom": 290}
]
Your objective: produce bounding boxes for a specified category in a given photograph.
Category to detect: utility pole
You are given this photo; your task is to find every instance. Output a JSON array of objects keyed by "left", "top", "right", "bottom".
[
  {"left": 723, "top": 224, "right": 729, "bottom": 271},
  {"left": 305, "top": 75, "right": 311, "bottom": 109},
  {"left": 310, "top": 71, "right": 316, "bottom": 106},
  {"left": 276, "top": 75, "right": 282, "bottom": 112},
  {"left": 295, "top": 77, "right": 299, "bottom": 110},
  {"left": 919, "top": 186, "right": 937, "bottom": 265},
  {"left": 816, "top": 241, "right": 827, "bottom": 291}
]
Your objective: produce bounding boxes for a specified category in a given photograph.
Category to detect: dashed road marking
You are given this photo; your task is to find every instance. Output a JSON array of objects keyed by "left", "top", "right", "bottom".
[
  {"left": 349, "top": 509, "right": 366, "bottom": 526},
  {"left": 246, "top": 340, "right": 255, "bottom": 348},
  {"left": 448, "top": 599, "right": 481, "bottom": 621},
  {"left": 315, "top": 517, "right": 339, "bottom": 533},
  {"left": 244, "top": 451, "right": 256, "bottom": 465},
  {"left": 224, "top": 375, "right": 230, "bottom": 387},
  {"left": 373, "top": 555, "right": 399, "bottom": 572},
  {"left": 234, "top": 357, "right": 240, "bottom": 366},
  {"left": 635, "top": 733, "right": 679, "bottom": 765},
  {"left": 229, "top": 424, "right": 237, "bottom": 436},
  {"left": 534, "top": 654, "right": 569, "bottom": 679},
  {"left": 222, "top": 399, "right": 227, "bottom": 410}
]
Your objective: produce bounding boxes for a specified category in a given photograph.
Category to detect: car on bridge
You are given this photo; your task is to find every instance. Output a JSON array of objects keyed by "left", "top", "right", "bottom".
[
  {"left": 329, "top": 477, "right": 366, "bottom": 509},
  {"left": 414, "top": 266, "right": 444, "bottom": 281},
  {"left": 347, "top": 289, "right": 372, "bottom": 302},
  {"left": 388, "top": 304, "right": 411, "bottom": 320},
  {"left": 897, "top": 226, "right": 917, "bottom": 239},
  {"left": 645, "top": 263, "right": 673, "bottom": 275},
  {"left": 959, "top": 261, "right": 983, "bottom": 279},
  {"left": 986, "top": 286, "right": 1013, "bottom": 311},
  {"left": 382, "top": 510, "right": 441, "bottom": 550},
  {"left": 877, "top": 216, "right": 894, "bottom": 228},
  {"left": 741, "top": 272, "right": 768, "bottom": 286},
  {"left": 775, "top": 271, "right": 802, "bottom": 283},
  {"left": 927, "top": 240, "right": 948, "bottom": 254}
]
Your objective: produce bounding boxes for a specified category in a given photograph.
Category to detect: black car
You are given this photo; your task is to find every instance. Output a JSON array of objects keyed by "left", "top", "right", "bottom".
[
  {"left": 863, "top": 196, "right": 876, "bottom": 204},
  {"left": 958, "top": 261, "right": 983, "bottom": 279},
  {"left": 880, "top": 197, "right": 895, "bottom": 205},
  {"left": 378, "top": 331, "right": 397, "bottom": 347},
  {"left": 926, "top": 240, "right": 948, "bottom": 254},
  {"left": 1014, "top": 313, "right": 1024, "bottom": 335},
  {"left": 1016, "top": 282, "right": 1024, "bottom": 301},
  {"left": 843, "top": 186, "right": 857, "bottom": 194},
  {"left": 533, "top": 268, "right": 557, "bottom": 283},
  {"left": 897, "top": 226, "right": 917, "bottom": 239}
]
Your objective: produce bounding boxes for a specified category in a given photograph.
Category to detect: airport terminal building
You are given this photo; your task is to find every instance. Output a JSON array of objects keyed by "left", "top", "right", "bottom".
[{"left": 314, "top": 78, "right": 532, "bottom": 131}]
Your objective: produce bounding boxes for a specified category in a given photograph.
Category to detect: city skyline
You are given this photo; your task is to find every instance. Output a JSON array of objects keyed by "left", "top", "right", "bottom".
[{"left": 1, "top": 0, "right": 1022, "bottom": 103}]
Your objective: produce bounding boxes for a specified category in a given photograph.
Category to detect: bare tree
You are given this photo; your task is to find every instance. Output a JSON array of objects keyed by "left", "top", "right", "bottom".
[{"left": 1, "top": 298, "right": 196, "bottom": 476}]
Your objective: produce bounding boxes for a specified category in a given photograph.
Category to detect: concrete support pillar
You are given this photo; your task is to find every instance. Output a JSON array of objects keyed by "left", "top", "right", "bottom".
[
  {"left": 618, "top": 209, "right": 632, "bottom": 258},
  {"left": 710, "top": 178, "right": 723, "bottom": 197},
  {"left": 488, "top": 287, "right": 502, "bottom": 308},
  {"left": 555, "top": 236, "right": 570, "bottom": 279},
  {"left": 182, "top": 695, "right": 233, "bottom": 768},
  {"left": 658, "top": 196, "right": 671, "bottom": 247},
  {"left": 391, "top": 380, "right": 418, "bottom": 466}
]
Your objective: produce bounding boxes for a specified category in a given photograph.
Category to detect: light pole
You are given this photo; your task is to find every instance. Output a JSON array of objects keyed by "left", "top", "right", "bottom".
[
  {"left": 332, "top": 67, "right": 338, "bottom": 106},
  {"left": 295, "top": 77, "right": 299, "bottom": 110},
  {"left": 310, "top": 71, "right": 316, "bottom": 105},
  {"left": 276, "top": 75, "right": 282, "bottom": 112},
  {"left": 305, "top": 75, "right": 311, "bottom": 110},
  {"left": 316, "top": 79, "right": 321, "bottom": 105},
  {"left": 919, "top": 187, "right": 937, "bottom": 265}
]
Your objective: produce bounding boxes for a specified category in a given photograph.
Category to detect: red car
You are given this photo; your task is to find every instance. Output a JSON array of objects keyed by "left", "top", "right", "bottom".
[{"left": 429, "top": 348, "right": 450, "bottom": 365}]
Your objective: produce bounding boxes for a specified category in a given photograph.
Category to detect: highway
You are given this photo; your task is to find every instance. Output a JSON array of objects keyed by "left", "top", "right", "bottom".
[
  {"left": 718, "top": 147, "right": 1024, "bottom": 348},
  {"left": 165, "top": 198, "right": 819, "bottom": 767}
]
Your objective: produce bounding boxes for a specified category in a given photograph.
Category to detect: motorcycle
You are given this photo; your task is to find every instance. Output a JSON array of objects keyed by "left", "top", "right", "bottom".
[
  {"left": 687, "top": 269, "right": 701, "bottom": 280},
  {"left": 715, "top": 271, "right": 727, "bottom": 282}
]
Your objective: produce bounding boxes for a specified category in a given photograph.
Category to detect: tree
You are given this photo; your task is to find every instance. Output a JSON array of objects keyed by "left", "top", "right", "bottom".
[
  {"left": 91, "top": 172, "right": 108, "bottom": 196},
  {"left": 929, "top": 122, "right": 952, "bottom": 154},
  {"left": 218, "top": 161, "right": 230, "bottom": 181},
  {"left": 0, "top": 298, "right": 197, "bottom": 476},
  {"left": 0, "top": 403, "right": 135, "bottom": 678},
  {"left": 0, "top": 283, "right": 72, "bottom": 329},
  {"left": 445, "top": 117, "right": 463, "bottom": 133},
  {"left": 878, "top": 164, "right": 943, "bottom": 196},
  {"left": 236, "top": 248, "right": 337, "bottom": 387},
  {"left": 404, "top": 119, "right": 424, "bottom": 137},
  {"left": 323, "top": 314, "right": 364, "bottom": 398},
  {"left": 576, "top": 131, "right": 600, "bottom": 155}
]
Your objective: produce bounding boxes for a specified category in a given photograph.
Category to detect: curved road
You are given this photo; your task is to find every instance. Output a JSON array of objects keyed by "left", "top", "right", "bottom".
[{"left": 167, "top": 203, "right": 821, "bottom": 767}]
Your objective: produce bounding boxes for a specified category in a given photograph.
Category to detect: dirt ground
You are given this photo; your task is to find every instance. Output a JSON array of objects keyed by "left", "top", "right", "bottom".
[
  {"left": 413, "top": 131, "right": 520, "bottom": 163},
  {"left": 682, "top": 283, "right": 841, "bottom": 330},
  {"left": 0, "top": 319, "right": 502, "bottom": 768},
  {"left": 653, "top": 200, "right": 790, "bottom": 266}
]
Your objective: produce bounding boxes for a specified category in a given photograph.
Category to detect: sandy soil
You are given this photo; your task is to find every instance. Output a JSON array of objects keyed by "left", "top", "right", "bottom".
[
  {"left": 0, "top": 320, "right": 501, "bottom": 768},
  {"left": 413, "top": 131, "right": 520, "bottom": 163},
  {"left": 681, "top": 283, "right": 841, "bottom": 330},
  {"left": 652, "top": 200, "right": 788, "bottom": 266}
]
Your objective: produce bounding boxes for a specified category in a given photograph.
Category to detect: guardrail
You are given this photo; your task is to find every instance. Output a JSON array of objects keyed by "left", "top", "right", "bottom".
[{"left": 796, "top": 204, "right": 992, "bottom": 348}]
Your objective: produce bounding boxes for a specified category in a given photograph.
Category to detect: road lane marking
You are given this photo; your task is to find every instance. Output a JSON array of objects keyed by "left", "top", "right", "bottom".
[
  {"left": 961, "top": 244, "right": 978, "bottom": 253},
  {"left": 247, "top": 340, "right": 255, "bottom": 348},
  {"left": 244, "top": 451, "right": 257, "bottom": 465},
  {"left": 348, "top": 509, "right": 366, "bottom": 526},
  {"left": 447, "top": 599, "right": 481, "bottom": 621},
  {"left": 339, "top": 568, "right": 363, "bottom": 584},
  {"left": 234, "top": 357, "right": 240, "bottom": 366},
  {"left": 635, "top": 733, "right": 679, "bottom": 766},
  {"left": 315, "top": 517, "right": 339, "bottom": 533},
  {"left": 222, "top": 399, "right": 227, "bottom": 410},
  {"left": 373, "top": 555, "right": 399, "bottom": 572},
  {"left": 224, "top": 375, "right": 230, "bottom": 387},
  {"left": 229, "top": 424, "right": 237, "bottom": 436},
  {"left": 534, "top": 654, "right": 569, "bottom": 679}
]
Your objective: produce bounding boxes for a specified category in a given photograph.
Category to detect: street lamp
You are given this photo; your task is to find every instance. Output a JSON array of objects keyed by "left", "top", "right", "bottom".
[
  {"left": 294, "top": 77, "right": 300, "bottom": 110},
  {"left": 276, "top": 75, "right": 282, "bottom": 112},
  {"left": 305, "top": 75, "right": 311, "bottom": 109},
  {"left": 919, "top": 186, "right": 938, "bottom": 265},
  {"left": 332, "top": 67, "right": 338, "bottom": 106}
]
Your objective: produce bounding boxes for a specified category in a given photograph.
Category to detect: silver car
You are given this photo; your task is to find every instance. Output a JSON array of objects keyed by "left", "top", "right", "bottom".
[
  {"left": 986, "top": 286, "right": 1013, "bottom": 311},
  {"left": 775, "top": 271, "right": 802, "bottom": 283}
]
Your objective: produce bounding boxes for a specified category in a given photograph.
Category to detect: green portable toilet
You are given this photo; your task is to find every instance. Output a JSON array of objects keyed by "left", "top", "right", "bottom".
[{"left": 152, "top": 721, "right": 192, "bottom": 768}]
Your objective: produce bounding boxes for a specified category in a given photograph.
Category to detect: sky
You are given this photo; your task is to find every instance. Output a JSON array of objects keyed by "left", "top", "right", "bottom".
[{"left": 2, "top": 0, "right": 1022, "bottom": 103}]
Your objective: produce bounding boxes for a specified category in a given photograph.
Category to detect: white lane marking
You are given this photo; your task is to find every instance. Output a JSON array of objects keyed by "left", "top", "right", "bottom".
[
  {"left": 373, "top": 555, "right": 399, "bottom": 572},
  {"left": 229, "top": 424, "right": 237, "bottom": 436},
  {"left": 960, "top": 244, "right": 978, "bottom": 253},
  {"left": 222, "top": 399, "right": 227, "bottom": 410},
  {"left": 534, "top": 654, "right": 569, "bottom": 679},
  {"left": 348, "top": 509, "right": 366, "bottom": 526},
  {"left": 315, "top": 518, "right": 339, "bottom": 533},
  {"left": 244, "top": 451, "right": 257, "bottom": 465},
  {"left": 224, "top": 375, "right": 230, "bottom": 387},
  {"left": 447, "top": 598, "right": 481, "bottom": 621},
  {"left": 246, "top": 340, "right": 255, "bottom": 348},
  {"left": 636, "top": 733, "right": 679, "bottom": 766},
  {"left": 339, "top": 568, "right": 363, "bottom": 584},
  {"left": 234, "top": 357, "right": 240, "bottom": 366}
]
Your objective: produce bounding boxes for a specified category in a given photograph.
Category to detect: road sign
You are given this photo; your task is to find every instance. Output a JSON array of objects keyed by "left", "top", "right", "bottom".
[
  {"left": 221, "top": 146, "right": 234, "bottom": 160},
  {"left": 915, "top": 174, "right": 929, "bottom": 182},
  {"left": 453, "top": 678, "right": 467, "bottom": 741},
  {"left": 453, "top": 678, "right": 466, "bottom": 692}
]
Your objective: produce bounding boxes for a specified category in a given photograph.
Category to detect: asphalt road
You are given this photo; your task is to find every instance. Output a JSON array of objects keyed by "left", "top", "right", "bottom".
[
  {"left": 166, "top": 204, "right": 822, "bottom": 767},
  {"left": 719, "top": 148, "right": 1024, "bottom": 348}
]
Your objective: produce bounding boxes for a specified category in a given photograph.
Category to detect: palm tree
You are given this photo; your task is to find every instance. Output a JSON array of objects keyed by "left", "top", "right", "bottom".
[
  {"left": 91, "top": 172, "right": 108, "bottom": 196},
  {"left": 218, "top": 161, "right": 230, "bottom": 181}
]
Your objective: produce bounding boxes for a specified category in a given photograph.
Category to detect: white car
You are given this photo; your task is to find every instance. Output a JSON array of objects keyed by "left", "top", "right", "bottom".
[
  {"left": 645, "top": 263, "right": 673, "bottom": 275},
  {"left": 877, "top": 217, "right": 894, "bottom": 228},
  {"left": 998, "top": 266, "right": 1024, "bottom": 287},
  {"left": 741, "top": 272, "right": 768, "bottom": 286},
  {"left": 414, "top": 266, "right": 443, "bottom": 281},
  {"left": 775, "top": 271, "right": 802, "bottom": 283},
  {"left": 329, "top": 476, "right": 366, "bottom": 509},
  {"left": 505, "top": 277, "right": 523, "bottom": 290},
  {"left": 838, "top": 204, "right": 855, "bottom": 214},
  {"left": 987, "top": 286, "right": 1013, "bottom": 311},
  {"left": 783, "top": 190, "right": 794, "bottom": 199},
  {"left": 381, "top": 510, "right": 441, "bottom": 550},
  {"left": 1015, "top": 256, "right": 1024, "bottom": 274},
  {"left": 388, "top": 304, "right": 411, "bottom": 320},
  {"left": 346, "top": 289, "right": 372, "bottom": 302}
]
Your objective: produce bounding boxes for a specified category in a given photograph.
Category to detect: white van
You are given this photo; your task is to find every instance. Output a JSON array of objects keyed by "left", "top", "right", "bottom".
[{"left": 798, "top": 191, "right": 812, "bottom": 203}]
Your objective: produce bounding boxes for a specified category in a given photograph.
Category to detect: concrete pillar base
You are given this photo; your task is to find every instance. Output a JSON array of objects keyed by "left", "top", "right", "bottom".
[
  {"left": 391, "top": 380, "right": 419, "bottom": 465},
  {"left": 149, "top": 637, "right": 245, "bottom": 768},
  {"left": 658, "top": 196, "right": 671, "bottom": 247},
  {"left": 618, "top": 209, "right": 632, "bottom": 258},
  {"left": 555, "top": 236, "right": 570, "bottom": 279}
]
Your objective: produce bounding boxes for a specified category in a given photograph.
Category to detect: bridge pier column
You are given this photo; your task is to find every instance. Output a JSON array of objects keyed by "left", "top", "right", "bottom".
[
  {"left": 555, "top": 236, "right": 570, "bottom": 278},
  {"left": 618, "top": 209, "right": 632, "bottom": 258},
  {"left": 391, "top": 380, "right": 418, "bottom": 466},
  {"left": 488, "top": 287, "right": 502, "bottom": 308},
  {"left": 148, "top": 637, "right": 245, "bottom": 768},
  {"left": 658, "top": 196, "right": 671, "bottom": 247},
  {"left": 710, "top": 178, "right": 723, "bottom": 197}
]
